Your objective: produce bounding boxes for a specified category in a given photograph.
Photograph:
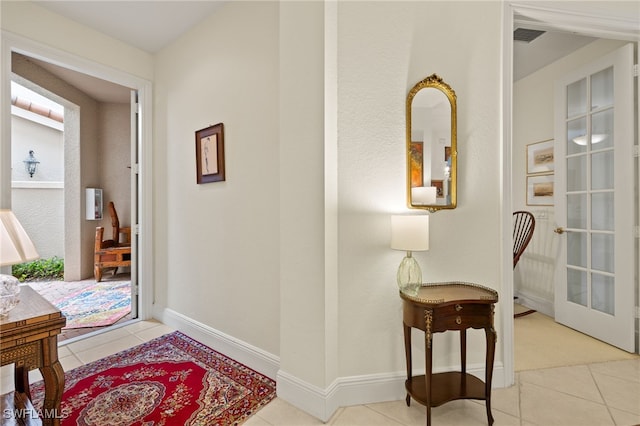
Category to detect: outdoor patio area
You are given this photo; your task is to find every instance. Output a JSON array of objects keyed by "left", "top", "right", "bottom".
[{"left": 26, "top": 273, "right": 133, "bottom": 342}]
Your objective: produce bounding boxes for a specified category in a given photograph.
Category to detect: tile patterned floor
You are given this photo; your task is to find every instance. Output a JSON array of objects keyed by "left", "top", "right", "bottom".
[
  {"left": 249, "top": 359, "right": 640, "bottom": 426},
  {"left": 1, "top": 320, "right": 639, "bottom": 425}
]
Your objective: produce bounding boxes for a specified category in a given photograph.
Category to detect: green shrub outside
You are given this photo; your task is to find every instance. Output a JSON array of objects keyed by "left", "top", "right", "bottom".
[{"left": 12, "top": 256, "right": 64, "bottom": 282}]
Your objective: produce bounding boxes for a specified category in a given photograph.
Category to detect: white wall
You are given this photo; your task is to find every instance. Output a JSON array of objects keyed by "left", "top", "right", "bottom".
[
  {"left": 3, "top": 0, "right": 505, "bottom": 419},
  {"left": 513, "top": 39, "right": 629, "bottom": 313},
  {"left": 337, "top": 0, "right": 503, "bottom": 377},
  {"left": 6, "top": 0, "right": 636, "bottom": 421},
  {"left": 11, "top": 115, "right": 63, "bottom": 182},
  {"left": 96, "top": 102, "right": 131, "bottom": 233},
  {"left": 154, "top": 1, "right": 281, "bottom": 356},
  {"left": 155, "top": 0, "right": 503, "bottom": 398},
  {"left": 11, "top": 114, "right": 64, "bottom": 258},
  {"left": 277, "top": 2, "right": 337, "bottom": 411}
]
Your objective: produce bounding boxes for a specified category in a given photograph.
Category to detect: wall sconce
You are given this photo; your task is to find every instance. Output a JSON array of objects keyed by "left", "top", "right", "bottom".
[{"left": 23, "top": 150, "right": 40, "bottom": 178}]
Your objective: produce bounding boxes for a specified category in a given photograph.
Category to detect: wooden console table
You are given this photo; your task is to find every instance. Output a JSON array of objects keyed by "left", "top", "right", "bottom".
[
  {"left": 1, "top": 286, "right": 66, "bottom": 426},
  {"left": 400, "top": 282, "right": 498, "bottom": 426}
]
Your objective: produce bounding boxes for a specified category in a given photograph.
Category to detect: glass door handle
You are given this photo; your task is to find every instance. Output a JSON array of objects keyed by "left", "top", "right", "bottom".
[{"left": 554, "top": 227, "right": 566, "bottom": 234}]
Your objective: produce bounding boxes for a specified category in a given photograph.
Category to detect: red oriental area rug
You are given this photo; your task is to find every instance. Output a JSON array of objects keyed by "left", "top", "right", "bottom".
[{"left": 31, "top": 331, "right": 276, "bottom": 425}]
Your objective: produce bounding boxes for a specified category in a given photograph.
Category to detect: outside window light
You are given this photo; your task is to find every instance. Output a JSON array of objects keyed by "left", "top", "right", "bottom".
[{"left": 23, "top": 150, "right": 40, "bottom": 178}]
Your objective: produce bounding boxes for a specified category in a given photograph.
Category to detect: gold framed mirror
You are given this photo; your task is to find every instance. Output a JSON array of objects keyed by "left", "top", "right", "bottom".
[{"left": 406, "top": 74, "right": 457, "bottom": 212}]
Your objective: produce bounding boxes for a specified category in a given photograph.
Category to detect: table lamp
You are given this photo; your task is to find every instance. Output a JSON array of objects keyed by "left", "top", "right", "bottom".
[
  {"left": 411, "top": 186, "right": 437, "bottom": 205},
  {"left": 391, "top": 215, "right": 429, "bottom": 296},
  {"left": 0, "top": 210, "right": 39, "bottom": 316}
]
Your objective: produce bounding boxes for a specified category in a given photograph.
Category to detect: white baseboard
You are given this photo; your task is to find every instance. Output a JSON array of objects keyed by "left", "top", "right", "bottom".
[
  {"left": 514, "top": 289, "right": 554, "bottom": 317},
  {"left": 156, "top": 307, "right": 280, "bottom": 381},
  {"left": 155, "top": 307, "right": 506, "bottom": 422},
  {"left": 278, "top": 362, "right": 505, "bottom": 422}
]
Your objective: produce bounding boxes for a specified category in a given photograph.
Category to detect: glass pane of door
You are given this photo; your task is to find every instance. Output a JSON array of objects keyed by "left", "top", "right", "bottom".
[
  {"left": 567, "top": 117, "right": 588, "bottom": 154},
  {"left": 591, "top": 67, "right": 613, "bottom": 110},
  {"left": 592, "top": 233, "right": 614, "bottom": 273},
  {"left": 591, "top": 192, "right": 613, "bottom": 231},
  {"left": 567, "top": 193, "right": 587, "bottom": 228},
  {"left": 591, "top": 151, "right": 614, "bottom": 190},
  {"left": 591, "top": 273, "right": 614, "bottom": 315},
  {"left": 567, "top": 156, "right": 586, "bottom": 191},
  {"left": 567, "top": 232, "right": 586, "bottom": 268},
  {"left": 567, "top": 78, "right": 587, "bottom": 117},
  {"left": 591, "top": 109, "right": 614, "bottom": 149},
  {"left": 567, "top": 269, "right": 587, "bottom": 306}
]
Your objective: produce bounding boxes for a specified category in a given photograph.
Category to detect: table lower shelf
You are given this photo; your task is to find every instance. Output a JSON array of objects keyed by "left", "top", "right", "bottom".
[{"left": 406, "top": 372, "right": 488, "bottom": 407}]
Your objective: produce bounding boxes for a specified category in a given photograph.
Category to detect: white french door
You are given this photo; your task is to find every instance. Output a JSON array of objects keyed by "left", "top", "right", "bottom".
[{"left": 553, "top": 43, "right": 635, "bottom": 352}]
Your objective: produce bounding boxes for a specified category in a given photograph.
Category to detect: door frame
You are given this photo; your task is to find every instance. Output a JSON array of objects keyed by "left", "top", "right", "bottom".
[
  {"left": 0, "top": 31, "right": 154, "bottom": 322},
  {"left": 501, "top": 2, "right": 640, "bottom": 386}
]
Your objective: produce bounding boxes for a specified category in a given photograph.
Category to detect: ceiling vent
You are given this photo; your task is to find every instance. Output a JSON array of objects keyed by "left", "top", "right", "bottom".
[{"left": 514, "top": 28, "right": 546, "bottom": 43}]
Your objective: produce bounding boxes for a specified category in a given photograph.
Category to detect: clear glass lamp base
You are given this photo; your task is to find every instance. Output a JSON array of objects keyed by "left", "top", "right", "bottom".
[
  {"left": 397, "top": 252, "right": 422, "bottom": 296},
  {"left": 0, "top": 274, "right": 21, "bottom": 317}
]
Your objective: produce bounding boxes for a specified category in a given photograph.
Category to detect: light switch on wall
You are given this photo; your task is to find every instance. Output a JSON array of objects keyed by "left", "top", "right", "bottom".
[{"left": 534, "top": 210, "right": 548, "bottom": 220}]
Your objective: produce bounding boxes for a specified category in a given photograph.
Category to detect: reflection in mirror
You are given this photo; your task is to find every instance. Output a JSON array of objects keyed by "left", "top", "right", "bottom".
[{"left": 407, "top": 74, "right": 457, "bottom": 211}]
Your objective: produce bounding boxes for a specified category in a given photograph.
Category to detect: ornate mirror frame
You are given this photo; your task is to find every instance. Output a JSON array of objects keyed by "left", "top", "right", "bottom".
[{"left": 406, "top": 74, "right": 457, "bottom": 212}]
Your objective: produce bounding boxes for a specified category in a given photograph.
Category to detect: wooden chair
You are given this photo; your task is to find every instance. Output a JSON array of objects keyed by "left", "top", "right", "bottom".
[
  {"left": 513, "top": 211, "right": 535, "bottom": 268},
  {"left": 513, "top": 211, "right": 536, "bottom": 317},
  {"left": 108, "top": 201, "right": 131, "bottom": 246},
  {"left": 94, "top": 226, "right": 131, "bottom": 282}
]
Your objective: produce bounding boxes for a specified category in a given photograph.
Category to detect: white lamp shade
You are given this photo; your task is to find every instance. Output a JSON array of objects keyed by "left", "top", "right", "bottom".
[
  {"left": 0, "top": 210, "right": 39, "bottom": 267},
  {"left": 391, "top": 215, "right": 429, "bottom": 252},
  {"left": 411, "top": 187, "right": 437, "bottom": 205}
]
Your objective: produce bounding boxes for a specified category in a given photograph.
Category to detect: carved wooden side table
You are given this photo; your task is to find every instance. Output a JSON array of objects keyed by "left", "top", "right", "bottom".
[
  {"left": 1, "top": 285, "right": 66, "bottom": 426},
  {"left": 400, "top": 282, "right": 498, "bottom": 426}
]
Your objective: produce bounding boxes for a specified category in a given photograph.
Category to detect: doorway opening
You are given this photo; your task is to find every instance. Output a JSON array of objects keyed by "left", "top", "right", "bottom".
[
  {"left": 9, "top": 52, "right": 139, "bottom": 343},
  {"left": 508, "top": 4, "right": 640, "bottom": 376}
]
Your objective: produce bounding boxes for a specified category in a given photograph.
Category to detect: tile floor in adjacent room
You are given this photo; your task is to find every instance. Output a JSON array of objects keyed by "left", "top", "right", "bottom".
[{"left": 1, "top": 319, "right": 639, "bottom": 426}]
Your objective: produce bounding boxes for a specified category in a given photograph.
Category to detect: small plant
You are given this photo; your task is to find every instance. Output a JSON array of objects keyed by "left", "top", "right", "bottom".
[{"left": 12, "top": 256, "right": 64, "bottom": 282}]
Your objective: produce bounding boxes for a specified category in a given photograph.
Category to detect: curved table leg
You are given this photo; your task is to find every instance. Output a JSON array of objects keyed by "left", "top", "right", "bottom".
[
  {"left": 40, "top": 336, "right": 65, "bottom": 426},
  {"left": 404, "top": 323, "right": 412, "bottom": 407},
  {"left": 485, "top": 326, "right": 496, "bottom": 426}
]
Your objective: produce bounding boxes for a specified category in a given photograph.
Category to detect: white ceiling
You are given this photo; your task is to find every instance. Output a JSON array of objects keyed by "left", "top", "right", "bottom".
[
  {"left": 19, "top": 1, "right": 601, "bottom": 103},
  {"left": 513, "top": 29, "right": 596, "bottom": 81},
  {"left": 22, "top": 1, "right": 227, "bottom": 104},
  {"left": 18, "top": 54, "right": 132, "bottom": 104},
  {"left": 34, "top": 1, "right": 227, "bottom": 53}
]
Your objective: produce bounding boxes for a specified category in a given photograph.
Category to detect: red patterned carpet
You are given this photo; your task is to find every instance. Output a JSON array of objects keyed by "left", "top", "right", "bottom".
[{"left": 31, "top": 331, "right": 276, "bottom": 425}]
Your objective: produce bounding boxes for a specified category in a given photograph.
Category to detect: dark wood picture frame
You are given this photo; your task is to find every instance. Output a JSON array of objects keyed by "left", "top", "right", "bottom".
[
  {"left": 196, "top": 123, "right": 225, "bottom": 184},
  {"left": 431, "top": 179, "right": 444, "bottom": 198}
]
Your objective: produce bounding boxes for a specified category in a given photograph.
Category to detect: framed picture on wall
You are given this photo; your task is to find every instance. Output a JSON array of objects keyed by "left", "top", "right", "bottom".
[
  {"left": 410, "top": 142, "right": 424, "bottom": 187},
  {"left": 431, "top": 180, "right": 444, "bottom": 198},
  {"left": 527, "top": 174, "right": 554, "bottom": 206},
  {"left": 527, "top": 139, "right": 554, "bottom": 174},
  {"left": 196, "top": 123, "right": 225, "bottom": 184}
]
